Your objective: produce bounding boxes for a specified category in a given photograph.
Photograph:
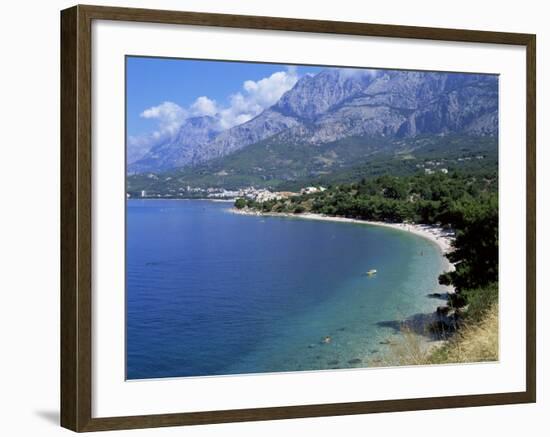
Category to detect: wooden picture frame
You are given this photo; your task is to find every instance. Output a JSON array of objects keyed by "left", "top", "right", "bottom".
[{"left": 61, "top": 4, "right": 536, "bottom": 432}]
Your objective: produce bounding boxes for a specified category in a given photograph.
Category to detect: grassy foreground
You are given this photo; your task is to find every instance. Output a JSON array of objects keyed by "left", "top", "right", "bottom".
[
  {"left": 374, "top": 300, "right": 498, "bottom": 367},
  {"left": 429, "top": 303, "right": 498, "bottom": 364}
]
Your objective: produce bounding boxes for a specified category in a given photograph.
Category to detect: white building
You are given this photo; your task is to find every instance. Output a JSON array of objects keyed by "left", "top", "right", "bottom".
[{"left": 300, "top": 186, "right": 327, "bottom": 195}]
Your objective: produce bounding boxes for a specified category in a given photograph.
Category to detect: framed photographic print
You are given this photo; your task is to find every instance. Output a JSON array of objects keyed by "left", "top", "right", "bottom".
[{"left": 60, "top": 4, "right": 536, "bottom": 432}]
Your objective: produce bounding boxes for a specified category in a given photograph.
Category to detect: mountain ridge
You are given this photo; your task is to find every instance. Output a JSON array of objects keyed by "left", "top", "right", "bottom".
[{"left": 128, "top": 68, "right": 498, "bottom": 175}]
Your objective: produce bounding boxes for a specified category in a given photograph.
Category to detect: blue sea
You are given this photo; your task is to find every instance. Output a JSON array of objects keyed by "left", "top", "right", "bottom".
[{"left": 126, "top": 199, "right": 448, "bottom": 379}]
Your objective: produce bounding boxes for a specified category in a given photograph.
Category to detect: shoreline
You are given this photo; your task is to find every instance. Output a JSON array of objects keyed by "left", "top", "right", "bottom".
[
  {"left": 130, "top": 197, "right": 235, "bottom": 202},
  {"left": 231, "top": 208, "right": 455, "bottom": 257}
]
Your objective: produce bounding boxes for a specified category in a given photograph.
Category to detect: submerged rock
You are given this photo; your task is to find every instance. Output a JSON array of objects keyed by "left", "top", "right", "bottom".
[{"left": 427, "top": 292, "right": 447, "bottom": 299}]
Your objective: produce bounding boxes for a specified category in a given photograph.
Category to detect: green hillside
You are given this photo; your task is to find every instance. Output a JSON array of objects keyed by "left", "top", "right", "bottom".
[{"left": 127, "top": 135, "right": 497, "bottom": 196}]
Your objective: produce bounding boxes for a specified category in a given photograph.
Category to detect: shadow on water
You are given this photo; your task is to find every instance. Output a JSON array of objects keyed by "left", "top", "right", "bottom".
[
  {"left": 426, "top": 292, "right": 450, "bottom": 301},
  {"left": 376, "top": 311, "right": 457, "bottom": 341}
]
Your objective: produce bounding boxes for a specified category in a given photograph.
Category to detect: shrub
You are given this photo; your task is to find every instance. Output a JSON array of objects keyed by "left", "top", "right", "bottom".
[{"left": 234, "top": 198, "right": 247, "bottom": 209}]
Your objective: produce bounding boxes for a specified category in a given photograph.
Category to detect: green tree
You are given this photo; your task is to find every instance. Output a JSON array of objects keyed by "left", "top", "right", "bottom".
[
  {"left": 234, "top": 198, "right": 247, "bottom": 209},
  {"left": 439, "top": 194, "right": 498, "bottom": 291}
]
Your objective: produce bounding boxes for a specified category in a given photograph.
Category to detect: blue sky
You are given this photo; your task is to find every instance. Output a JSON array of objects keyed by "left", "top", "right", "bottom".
[{"left": 126, "top": 57, "right": 323, "bottom": 142}]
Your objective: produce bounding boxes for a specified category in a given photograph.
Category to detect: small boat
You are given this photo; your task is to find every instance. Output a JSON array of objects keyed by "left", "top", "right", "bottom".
[{"left": 366, "top": 269, "right": 377, "bottom": 276}]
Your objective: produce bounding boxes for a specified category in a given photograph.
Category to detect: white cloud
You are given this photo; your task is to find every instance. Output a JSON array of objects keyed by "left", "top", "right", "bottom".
[
  {"left": 140, "top": 101, "right": 188, "bottom": 136},
  {"left": 127, "top": 101, "right": 189, "bottom": 163},
  {"left": 190, "top": 96, "right": 218, "bottom": 117},
  {"left": 218, "top": 67, "right": 299, "bottom": 129},
  {"left": 129, "top": 66, "right": 302, "bottom": 155},
  {"left": 127, "top": 131, "right": 171, "bottom": 164}
]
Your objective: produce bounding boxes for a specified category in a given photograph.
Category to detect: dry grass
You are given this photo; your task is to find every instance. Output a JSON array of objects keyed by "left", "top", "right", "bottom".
[
  {"left": 371, "top": 328, "right": 439, "bottom": 367},
  {"left": 372, "top": 303, "right": 499, "bottom": 367},
  {"left": 430, "top": 303, "right": 498, "bottom": 364}
]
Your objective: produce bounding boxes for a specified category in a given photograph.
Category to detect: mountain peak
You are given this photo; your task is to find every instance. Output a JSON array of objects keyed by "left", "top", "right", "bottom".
[
  {"left": 273, "top": 68, "right": 376, "bottom": 120},
  {"left": 129, "top": 68, "right": 498, "bottom": 175}
]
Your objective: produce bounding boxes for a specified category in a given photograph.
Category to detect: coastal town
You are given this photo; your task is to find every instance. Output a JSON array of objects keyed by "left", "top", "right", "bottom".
[{"left": 129, "top": 185, "right": 326, "bottom": 202}]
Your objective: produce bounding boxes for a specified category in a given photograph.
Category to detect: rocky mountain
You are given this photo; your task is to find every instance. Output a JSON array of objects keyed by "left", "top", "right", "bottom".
[
  {"left": 195, "top": 109, "right": 302, "bottom": 161},
  {"left": 128, "top": 115, "right": 222, "bottom": 174},
  {"left": 272, "top": 69, "right": 497, "bottom": 144},
  {"left": 273, "top": 69, "right": 376, "bottom": 119},
  {"left": 129, "top": 68, "right": 498, "bottom": 174}
]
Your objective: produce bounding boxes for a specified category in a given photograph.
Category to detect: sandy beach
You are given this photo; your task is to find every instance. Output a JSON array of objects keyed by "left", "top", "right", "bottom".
[{"left": 231, "top": 208, "right": 455, "bottom": 256}]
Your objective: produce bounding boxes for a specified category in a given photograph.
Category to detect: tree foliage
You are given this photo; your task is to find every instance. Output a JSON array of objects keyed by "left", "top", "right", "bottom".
[
  {"left": 234, "top": 198, "right": 247, "bottom": 209},
  {"left": 439, "top": 195, "right": 498, "bottom": 290}
]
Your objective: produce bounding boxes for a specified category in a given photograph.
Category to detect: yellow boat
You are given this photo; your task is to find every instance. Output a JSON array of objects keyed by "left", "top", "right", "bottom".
[{"left": 366, "top": 269, "right": 377, "bottom": 276}]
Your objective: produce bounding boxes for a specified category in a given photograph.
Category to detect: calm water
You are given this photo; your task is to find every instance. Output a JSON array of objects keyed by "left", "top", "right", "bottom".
[{"left": 126, "top": 199, "right": 448, "bottom": 379}]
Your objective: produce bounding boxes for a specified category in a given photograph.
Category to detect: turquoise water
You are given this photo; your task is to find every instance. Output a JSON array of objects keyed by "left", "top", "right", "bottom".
[{"left": 126, "top": 199, "right": 448, "bottom": 379}]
